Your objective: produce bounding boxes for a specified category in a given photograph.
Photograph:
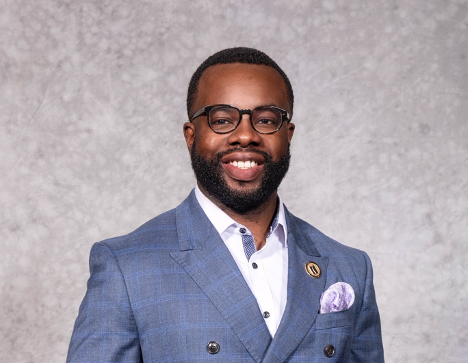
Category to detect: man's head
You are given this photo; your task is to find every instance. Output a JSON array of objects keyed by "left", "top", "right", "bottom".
[
  {"left": 184, "top": 47, "right": 295, "bottom": 213},
  {"left": 186, "top": 47, "right": 294, "bottom": 118}
]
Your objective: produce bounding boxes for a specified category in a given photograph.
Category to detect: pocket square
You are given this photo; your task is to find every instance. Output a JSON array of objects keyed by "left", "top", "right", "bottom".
[{"left": 320, "top": 282, "right": 355, "bottom": 314}]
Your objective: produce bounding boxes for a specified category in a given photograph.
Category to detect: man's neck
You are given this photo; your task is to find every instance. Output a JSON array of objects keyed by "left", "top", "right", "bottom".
[{"left": 198, "top": 184, "right": 278, "bottom": 250}]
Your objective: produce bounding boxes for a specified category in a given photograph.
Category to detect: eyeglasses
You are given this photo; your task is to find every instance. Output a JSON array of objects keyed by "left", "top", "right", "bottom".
[{"left": 190, "top": 104, "right": 291, "bottom": 134}]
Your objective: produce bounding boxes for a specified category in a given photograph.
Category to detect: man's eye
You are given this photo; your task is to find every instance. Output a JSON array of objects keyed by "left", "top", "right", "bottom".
[
  {"left": 255, "top": 118, "right": 275, "bottom": 125},
  {"left": 211, "top": 118, "right": 235, "bottom": 126}
]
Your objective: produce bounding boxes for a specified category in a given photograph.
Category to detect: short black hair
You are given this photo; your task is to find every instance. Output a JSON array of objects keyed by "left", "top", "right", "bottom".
[{"left": 186, "top": 47, "right": 294, "bottom": 118}]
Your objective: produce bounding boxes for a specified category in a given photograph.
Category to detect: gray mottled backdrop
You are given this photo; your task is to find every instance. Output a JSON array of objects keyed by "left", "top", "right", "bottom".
[{"left": 1, "top": 0, "right": 467, "bottom": 362}]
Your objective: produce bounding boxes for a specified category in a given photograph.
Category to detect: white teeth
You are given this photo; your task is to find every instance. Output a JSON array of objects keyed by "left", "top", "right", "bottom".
[{"left": 229, "top": 161, "right": 258, "bottom": 169}]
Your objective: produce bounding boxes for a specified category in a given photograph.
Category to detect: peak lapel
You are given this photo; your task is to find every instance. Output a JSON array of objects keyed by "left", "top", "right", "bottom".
[
  {"left": 263, "top": 212, "right": 329, "bottom": 362},
  {"left": 170, "top": 192, "right": 272, "bottom": 362}
]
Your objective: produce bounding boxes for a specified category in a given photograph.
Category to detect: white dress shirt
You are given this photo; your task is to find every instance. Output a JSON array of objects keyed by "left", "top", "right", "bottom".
[{"left": 195, "top": 186, "right": 288, "bottom": 337}]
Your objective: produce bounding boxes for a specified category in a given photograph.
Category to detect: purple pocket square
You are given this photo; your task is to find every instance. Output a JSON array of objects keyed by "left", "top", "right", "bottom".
[{"left": 320, "top": 282, "right": 355, "bottom": 314}]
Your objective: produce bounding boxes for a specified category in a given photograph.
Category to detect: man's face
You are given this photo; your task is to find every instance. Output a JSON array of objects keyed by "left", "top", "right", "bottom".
[{"left": 184, "top": 63, "right": 295, "bottom": 212}]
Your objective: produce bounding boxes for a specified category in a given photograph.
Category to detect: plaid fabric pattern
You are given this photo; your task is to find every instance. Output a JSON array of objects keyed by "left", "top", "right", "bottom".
[{"left": 66, "top": 190, "right": 384, "bottom": 363}]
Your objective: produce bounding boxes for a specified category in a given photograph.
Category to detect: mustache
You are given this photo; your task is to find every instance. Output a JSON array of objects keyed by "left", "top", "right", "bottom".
[{"left": 213, "top": 147, "right": 272, "bottom": 163}]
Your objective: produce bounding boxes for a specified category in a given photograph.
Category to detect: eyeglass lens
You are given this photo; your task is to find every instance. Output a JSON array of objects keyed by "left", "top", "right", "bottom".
[{"left": 208, "top": 106, "right": 282, "bottom": 133}]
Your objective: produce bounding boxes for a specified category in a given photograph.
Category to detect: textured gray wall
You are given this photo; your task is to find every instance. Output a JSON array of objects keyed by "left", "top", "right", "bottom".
[{"left": 1, "top": 0, "right": 467, "bottom": 362}]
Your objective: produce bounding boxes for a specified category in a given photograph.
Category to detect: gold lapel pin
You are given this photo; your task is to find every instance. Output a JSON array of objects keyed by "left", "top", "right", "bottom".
[{"left": 305, "top": 261, "right": 321, "bottom": 278}]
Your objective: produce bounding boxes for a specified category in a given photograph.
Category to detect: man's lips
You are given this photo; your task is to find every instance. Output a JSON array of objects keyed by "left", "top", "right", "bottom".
[{"left": 220, "top": 152, "right": 265, "bottom": 182}]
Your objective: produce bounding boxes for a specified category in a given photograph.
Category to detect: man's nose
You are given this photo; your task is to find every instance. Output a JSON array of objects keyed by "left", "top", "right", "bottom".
[{"left": 227, "top": 115, "right": 261, "bottom": 147}]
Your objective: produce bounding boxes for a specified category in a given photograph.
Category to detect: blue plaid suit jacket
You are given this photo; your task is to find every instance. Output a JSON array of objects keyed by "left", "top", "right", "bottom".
[{"left": 67, "top": 190, "right": 384, "bottom": 362}]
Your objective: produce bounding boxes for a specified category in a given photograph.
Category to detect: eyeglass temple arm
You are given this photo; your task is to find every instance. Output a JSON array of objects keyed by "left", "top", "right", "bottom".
[{"left": 191, "top": 107, "right": 207, "bottom": 121}]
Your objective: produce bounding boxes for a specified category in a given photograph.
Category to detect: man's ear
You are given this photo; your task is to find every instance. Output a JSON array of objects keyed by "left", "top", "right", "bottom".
[
  {"left": 287, "top": 122, "right": 295, "bottom": 145},
  {"left": 183, "top": 122, "right": 195, "bottom": 151}
]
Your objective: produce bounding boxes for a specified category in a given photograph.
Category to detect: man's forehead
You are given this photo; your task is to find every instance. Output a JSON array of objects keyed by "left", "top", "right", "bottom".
[{"left": 195, "top": 63, "right": 289, "bottom": 109}]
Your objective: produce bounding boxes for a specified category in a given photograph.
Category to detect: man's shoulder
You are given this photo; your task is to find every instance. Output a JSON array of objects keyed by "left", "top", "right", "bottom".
[
  {"left": 287, "top": 210, "right": 367, "bottom": 259},
  {"left": 97, "top": 207, "right": 179, "bottom": 253}
]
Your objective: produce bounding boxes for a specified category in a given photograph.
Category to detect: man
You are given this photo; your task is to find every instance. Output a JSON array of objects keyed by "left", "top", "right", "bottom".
[{"left": 67, "top": 47, "right": 384, "bottom": 362}]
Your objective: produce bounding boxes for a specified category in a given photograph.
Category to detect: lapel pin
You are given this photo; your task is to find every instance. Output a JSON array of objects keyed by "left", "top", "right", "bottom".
[{"left": 305, "top": 261, "right": 321, "bottom": 278}]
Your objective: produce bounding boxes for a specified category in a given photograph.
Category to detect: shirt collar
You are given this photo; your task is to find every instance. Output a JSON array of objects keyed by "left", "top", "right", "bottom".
[{"left": 194, "top": 186, "right": 288, "bottom": 246}]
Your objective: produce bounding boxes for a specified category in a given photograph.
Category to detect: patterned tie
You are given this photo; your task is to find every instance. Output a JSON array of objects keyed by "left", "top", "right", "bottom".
[
  {"left": 241, "top": 229, "right": 256, "bottom": 261},
  {"left": 240, "top": 211, "right": 280, "bottom": 261}
]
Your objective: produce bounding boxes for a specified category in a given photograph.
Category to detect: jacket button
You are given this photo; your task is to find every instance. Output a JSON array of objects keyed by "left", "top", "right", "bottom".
[
  {"left": 324, "top": 344, "right": 335, "bottom": 357},
  {"left": 207, "top": 341, "right": 220, "bottom": 354}
]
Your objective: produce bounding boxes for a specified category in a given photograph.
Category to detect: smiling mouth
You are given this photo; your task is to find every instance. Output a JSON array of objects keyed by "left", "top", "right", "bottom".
[{"left": 228, "top": 160, "right": 259, "bottom": 169}]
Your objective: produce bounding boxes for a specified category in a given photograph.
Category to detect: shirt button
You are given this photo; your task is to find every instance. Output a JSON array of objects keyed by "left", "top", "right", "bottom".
[
  {"left": 263, "top": 311, "right": 270, "bottom": 318},
  {"left": 252, "top": 262, "right": 258, "bottom": 269},
  {"left": 239, "top": 227, "right": 246, "bottom": 234}
]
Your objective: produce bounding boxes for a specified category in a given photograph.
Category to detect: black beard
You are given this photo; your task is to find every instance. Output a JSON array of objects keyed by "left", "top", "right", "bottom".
[{"left": 190, "top": 142, "right": 291, "bottom": 213}]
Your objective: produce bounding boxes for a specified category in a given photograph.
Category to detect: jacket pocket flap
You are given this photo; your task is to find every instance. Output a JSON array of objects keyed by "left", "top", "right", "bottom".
[{"left": 315, "top": 308, "right": 354, "bottom": 330}]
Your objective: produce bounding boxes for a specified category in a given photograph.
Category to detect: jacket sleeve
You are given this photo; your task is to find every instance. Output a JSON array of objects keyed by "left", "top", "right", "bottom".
[
  {"left": 350, "top": 252, "right": 385, "bottom": 362},
  {"left": 66, "top": 242, "right": 142, "bottom": 363}
]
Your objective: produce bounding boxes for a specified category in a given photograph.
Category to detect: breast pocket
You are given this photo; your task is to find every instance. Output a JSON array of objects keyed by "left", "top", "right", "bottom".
[{"left": 314, "top": 308, "right": 355, "bottom": 330}]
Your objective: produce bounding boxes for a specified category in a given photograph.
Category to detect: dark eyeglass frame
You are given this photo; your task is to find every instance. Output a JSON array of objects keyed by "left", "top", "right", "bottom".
[{"left": 190, "top": 104, "right": 291, "bottom": 134}]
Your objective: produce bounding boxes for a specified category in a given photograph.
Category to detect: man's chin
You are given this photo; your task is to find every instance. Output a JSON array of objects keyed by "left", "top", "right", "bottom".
[
  {"left": 198, "top": 173, "right": 269, "bottom": 213},
  {"left": 201, "top": 179, "right": 261, "bottom": 204},
  {"left": 224, "top": 176, "right": 262, "bottom": 191}
]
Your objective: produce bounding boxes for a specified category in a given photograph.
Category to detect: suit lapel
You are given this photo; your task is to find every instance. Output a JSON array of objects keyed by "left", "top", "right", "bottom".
[
  {"left": 170, "top": 191, "right": 272, "bottom": 362},
  {"left": 262, "top": 210, "right": 329, "bottom": 362}
]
